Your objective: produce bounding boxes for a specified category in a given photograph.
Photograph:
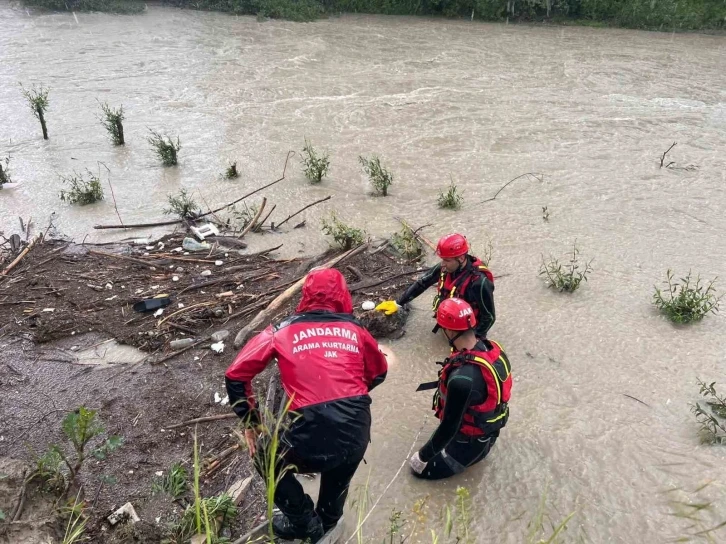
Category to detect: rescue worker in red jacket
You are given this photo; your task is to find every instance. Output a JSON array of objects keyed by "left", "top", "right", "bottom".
[
  {"left": 409, "top": 297, "right": 511, "bottom": 480},
  {"left": 375, "top": 233, "right": 495, "bottom": 338},
  {"left": 225, "top": 268, "right": 388, "bottom": 543}
]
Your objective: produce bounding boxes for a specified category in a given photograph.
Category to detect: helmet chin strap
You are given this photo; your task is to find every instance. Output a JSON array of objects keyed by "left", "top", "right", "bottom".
[{"left": 447, "top": 329, "right": 467, "bottom": 349}]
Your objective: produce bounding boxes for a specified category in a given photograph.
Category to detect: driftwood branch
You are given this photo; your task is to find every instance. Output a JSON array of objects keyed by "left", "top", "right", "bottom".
[
  {"left": 254, "top": 204, "right": 276, "bottom": 232},
  {"left": 93, "top": 151, "right": 294, "bottom": 230},
  {"left": 238, "top": 197, "right": 267, "bottom": 239},
  {"left": 233, "top": 243, "right": 370, "bottom": 347},
  {"left": 1, "top": 234, "right": 42, "bottom": 276},
  {"left": 350, "top": 269, "right": 418, "bottom": 292},
  {"left": 165, "top": 413, "right": 238, "bottom": 430},
  {"left": 660, "top": 142, "right": 677, "bottom": 168},
  {"left": 275, "top": 195, "right": 332, "bottom": 230},
  {"left": 88, "top": 249, "right": 166, "bottom": 268},
  {"left": 480, "top": 172, "right": 544, "bottom": 203}
]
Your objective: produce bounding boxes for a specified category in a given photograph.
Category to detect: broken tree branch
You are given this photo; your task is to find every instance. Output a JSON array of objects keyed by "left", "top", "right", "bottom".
[
  {"left": 1, "top": 234, "right": 42, "bottom": 277},
  {"left": 660, "top": 142, "right": 677, "bottom": 168},
  {"left": 254, "top": 204, "right": 276, "bottom": 232},
  {"left": 93, "top": 151, "right": 294, "bottom": 230},
  {"left": 233, "top": 243, "right": 370, "bottom": 347},
  {"left": 87, "top": 249, "right": 165, "bottom": 268},
  {"left": 238, "top": 197, "right": 267, "bottom": 239},
  {"left": 275, "top": 195, "right": 332, "bottom": 230},
  {"left": 480, "top": 172, "right": 544, "bottom": 203},
  {"left": 165, "top": 413, "right": 238, "bottom": 430}
]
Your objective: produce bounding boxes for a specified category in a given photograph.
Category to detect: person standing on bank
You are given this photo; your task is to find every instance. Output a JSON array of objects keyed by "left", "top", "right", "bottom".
[
  {"left": 409, "top": 298, "right": 511, "bottom": 480},
  {"left": 225, "top": 268, "right": 388, "bottom": 543},
  {"left": 375, "top": 233, "right": 495, "bottom": 338}
]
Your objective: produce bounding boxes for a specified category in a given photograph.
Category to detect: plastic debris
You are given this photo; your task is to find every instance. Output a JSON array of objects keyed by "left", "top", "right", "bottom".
[
  {"left": 211, "top": 342, "right": 225, "bottom": 354},
  {"left": 108, "top": 503, "right": 140, "bottom": 526},
  {"left": 170, "top": 338, "right": 196, "bottom": 350},
  {"left": 153, "top": 308, "right": 164, "bottom": 317},
  {"left": 133, "top": 297, "right": 171, "bottom": 313},
  {"left": 200, "top": 270, "right": 212, "bottom": 277},
  {"left": 191, "top": 223, "right": 219, "bottom": 240},
  {"left": 182, "top": 237, "right": 211, "bottom": 252},
  {"left": 361, "top": 301, "right": 375, "bottom": 311},
  {"left": 211, "top": 330, "right": 230, "bottom": 342},
  {"left": 215, "top": 260, "right": 223, "bottom": 266},
  {"left": 172, "top": 276, "right": 179, "bottom": 282}
]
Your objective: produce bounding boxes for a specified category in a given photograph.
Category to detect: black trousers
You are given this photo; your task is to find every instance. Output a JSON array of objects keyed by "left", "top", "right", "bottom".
[
  {"left": 414, "top": 434, "right": 496, "bottom": 480},
  {"left": 256, "top": 446, "right": 366, "bottom": 530}
]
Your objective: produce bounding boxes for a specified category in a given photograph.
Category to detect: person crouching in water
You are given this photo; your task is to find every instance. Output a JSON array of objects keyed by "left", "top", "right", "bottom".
[
  {"left": 409, "top": 297, "right": 511, "bottom": 480},
  {"left": 225, "top": 268, "right": 388, "bottom": 542}
]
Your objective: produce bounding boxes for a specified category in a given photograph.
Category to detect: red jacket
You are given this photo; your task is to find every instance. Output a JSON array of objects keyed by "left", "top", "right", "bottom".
[{"left": 225, "top": 268, "right": 388, "bottom": 460}]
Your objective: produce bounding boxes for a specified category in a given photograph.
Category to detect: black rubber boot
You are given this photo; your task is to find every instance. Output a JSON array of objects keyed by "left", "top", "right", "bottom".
[{"left": 272, "top": 512, "right": 324, "bottom": 543}]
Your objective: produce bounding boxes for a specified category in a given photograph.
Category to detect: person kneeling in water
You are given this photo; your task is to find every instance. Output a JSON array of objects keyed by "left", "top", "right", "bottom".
[{"left": 409, "top": 298, "right": 511, "bottom": 480}]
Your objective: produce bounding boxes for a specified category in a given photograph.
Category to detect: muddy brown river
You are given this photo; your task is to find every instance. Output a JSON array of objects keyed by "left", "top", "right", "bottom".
[{"left": 2, "top": 4, "right": 726, "bottom": 542}]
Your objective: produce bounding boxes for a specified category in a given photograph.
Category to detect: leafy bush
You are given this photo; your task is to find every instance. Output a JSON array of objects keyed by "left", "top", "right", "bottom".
[
  {"left": 653, "top": 270, "right": 721, "bottom": 324},
  {"left": 152, "top": 462, "right": 188, "bottom": 499},
  {"left": 321, "top": 212, "right": 365, "bottom": 250},
  {"left": 0, "top": 157, "right": 11, "bottom": 188},
  {"left": 359, "top": 155, "right": 393, "bottom": 196},
  {"left": 225, "top": 161, "right": 240, "bottom": 179},
  {"left": 301, "top": 138, "right": 330, "bottom": 184},
  {"left": 390, "top": 226, "right": 423, "bottom": 260},
  {"left": 148, "top": 130, "right": 181, "bottom": 166},
  {"left": 437, "top": 182, "right": 463, "bottom": 210},
  {"left": 539, "top": 242, "right": 593, "bottom": 293},
  {"left": 692, "top": 380, "right": 726, "bottom": 445},
  {"left": 20, "top": 83, "right": 50, "bottom": 140},
  {"left": 98, "top": 102, "right": 125, "bottom": 145},
  {"left": 59, "top": 170, "right": 104, "bottom": 205},
  {"left": 23, "top": 0, "right": 145, "bottom": 13},
  {"left": 164, "top": 189, "right": 201, "bottom": 220}
]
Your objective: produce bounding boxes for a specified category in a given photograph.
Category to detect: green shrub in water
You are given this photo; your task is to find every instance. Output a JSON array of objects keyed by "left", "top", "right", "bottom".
[
  {"left": 653, "top": 270, "right": 721, "bottom": 324},
  {"left": 59, "top": 170, "right": 104, "bottom": 205},
  {"left": 539, "top": 242, "right": 593, "bottom": 293},
  {"left": 148, "top": 130, "right": 181, "bottom": 166},
  {"left": 322, "top": 212, "right": 365, "bottom": 250}
]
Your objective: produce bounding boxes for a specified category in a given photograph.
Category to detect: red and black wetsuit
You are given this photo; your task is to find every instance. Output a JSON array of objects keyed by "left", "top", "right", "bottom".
[
  {"left": 415, "top": 339, "right": 511, "bottom": 480},
  {"left": 225, "top": 269, "right": 388, "bottom": 530},
  {"left": 396, "top": 255, "right": 495, "bottom": 337}
]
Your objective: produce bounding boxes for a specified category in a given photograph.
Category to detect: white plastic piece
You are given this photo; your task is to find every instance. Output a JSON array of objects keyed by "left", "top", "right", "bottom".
[
  {"left": 153, "top": 308, "right": 164, "bottom": 317},
  {"left": 201, "top": 270, "right": 212, "bottom": 277},
  {"left": 172, "top": 276, "right": 179, "bottom": 282},
  {"left": 108, "top": 502, "right": 140, "bottom": 526},
  {"left": 215, "top": 260, "right": 223, "bottom": 266},
  {"left": 361, "top": 301, "right": 375, "bottom": 311},
  {"left": 211, "top": 342, "right": 225, "bottom": 354},
  {"left": 191, "top": 223, "right": 220, "bottom": 241}
]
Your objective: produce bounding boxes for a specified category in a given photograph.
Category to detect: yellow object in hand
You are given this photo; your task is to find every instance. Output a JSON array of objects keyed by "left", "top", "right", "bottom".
[{"left": 375, "top": 300, "right": 400, "bottom": 315}]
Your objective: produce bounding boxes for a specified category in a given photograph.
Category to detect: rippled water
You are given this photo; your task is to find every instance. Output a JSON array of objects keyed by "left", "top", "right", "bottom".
[{"left": 1, "top": 5, "right": 726, "bottom": 542}]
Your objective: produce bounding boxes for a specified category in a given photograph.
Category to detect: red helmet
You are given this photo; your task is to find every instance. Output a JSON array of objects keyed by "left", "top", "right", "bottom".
[
  {"left": 436, "top": 233, "right": 469, "bottom": 259},
  {"left": 436, "top": 298, "right": 477, "bottom": 331}
]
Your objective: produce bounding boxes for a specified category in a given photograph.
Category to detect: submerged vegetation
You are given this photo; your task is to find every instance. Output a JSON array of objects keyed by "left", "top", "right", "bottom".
[
  {"left": 653, "top": 270, "right": 721, "bottom": 324},
  {"left": 539, "top": 242, "right": 593, "bottom": 293}
]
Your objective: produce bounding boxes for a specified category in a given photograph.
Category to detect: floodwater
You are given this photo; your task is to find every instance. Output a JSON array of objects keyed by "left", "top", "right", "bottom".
[{"left": 2, "top": 4, "right": 726, "bottom": 542}]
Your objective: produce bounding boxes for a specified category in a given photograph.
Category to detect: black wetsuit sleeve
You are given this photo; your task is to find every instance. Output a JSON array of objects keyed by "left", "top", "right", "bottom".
[
  {"left": 469, "top": 276, "right": 495, "bottom": 336},
  {"left": 418, "top": 366, "right": 481, "bottom": 463},
  {"left": 396, "top": 264, "right": 441, "bottom": 306}
]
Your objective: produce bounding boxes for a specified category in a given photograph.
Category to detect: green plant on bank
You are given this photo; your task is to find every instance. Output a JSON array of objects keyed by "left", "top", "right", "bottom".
[
  {"left": 691, "top": 380, "right": 726, "bottom": 445},
  {"left": 152, "top": 462, "right": 188, "bottom": 499},
  {"left": 20, "top": 83, "right": 50, "bottom": 140},
  {"left": 225, "top": 161, "right": 240, "bottom": 179},
  {"left": 0, "top": 157, "right": 11, "bottom": 187},
  {"left": 166, "top": 0, "right": 323, "bottom": 22},
  {"left": 663, "top": 481, "right": 726, "bottom": 543},
  {"left": 653, "top": 270, "right": 721, "bottom": 324},
  {"left": 301, "top": 138, "right": 330, "bottom": 184},
  {"left": 539, "top": 242, "right": 593, "bottom": 293},
  {"left": 61, "top": 492, "right": 88, "bottom": 544},
  {"left": 164, "top": 189, "right": 201, "bottom": 220},
  {"left": 59, "top": 170, "right": 104, "bottom": 205},
  {"left": 437, "top": 181, "right": 463, "bottom": 210},
  {"left": 27, "top": 407, "right": 122, "bottom": 500},
  {"left": 359, "top": 155, "right": 393, "bottom": 196},
  {"left": 164, "top": 429, "right": 236, "bottom": 544},
  {"left": 22, "top": 0, "right": 145, "bottom": 13},
  {"left": 98, "top": 101, "right": 125, "bottom": 145},
  {"left": 390, "top": 225, "right": 424, "bottom": 261},
  {"left": 148, "top": 129, "right": 181, "bottom": 166},
  {"left": 321, "top": 212, "right": 365, "bottom": 250},
  {"left": 387, "top": 508, "right": 405, "bottom": 544}
]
